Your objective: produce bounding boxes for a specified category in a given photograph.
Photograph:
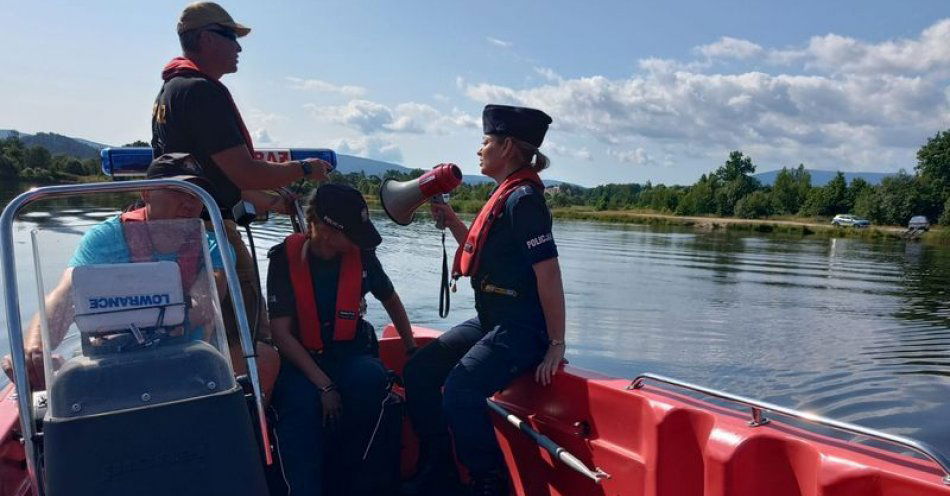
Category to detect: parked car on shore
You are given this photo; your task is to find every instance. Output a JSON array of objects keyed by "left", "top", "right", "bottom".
[
  {"left": 908, "top": 215, "right": 930, "bottom": 231},
  {"left": 831, "top": 214, "right": 871, "bottom": 228}
]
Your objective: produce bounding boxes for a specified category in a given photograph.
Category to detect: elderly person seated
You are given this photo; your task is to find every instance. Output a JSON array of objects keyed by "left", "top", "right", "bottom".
[{"left": 3, "top": 155, "right": 279, "bottom": 401}]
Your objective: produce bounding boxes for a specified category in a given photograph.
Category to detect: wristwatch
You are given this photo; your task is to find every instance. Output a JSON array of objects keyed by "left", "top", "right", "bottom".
[
  {"left": 549, "top": 339, "right": 565, "bottom": 347},
  {"left": 297, "top": 159, "right": 313, "bottom": 177}
]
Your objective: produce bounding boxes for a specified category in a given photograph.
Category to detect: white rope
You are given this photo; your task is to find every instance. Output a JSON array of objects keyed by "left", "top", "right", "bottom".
[{"left": 362, "top": 393, "right": 391, "bottom": 461}]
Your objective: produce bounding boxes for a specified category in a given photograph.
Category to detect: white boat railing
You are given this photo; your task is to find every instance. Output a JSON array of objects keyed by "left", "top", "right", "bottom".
[
  {"left": 629, "top": 372, "right": 950, "bottom": 485},
  {"left": 0, "top": 180, "right": 271, "bottom": 495}
]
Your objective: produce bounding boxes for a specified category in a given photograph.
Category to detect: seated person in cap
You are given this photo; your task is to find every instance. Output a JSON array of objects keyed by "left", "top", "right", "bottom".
[
  {"left": 401, "top": 104, "right": 566, "bottom": 496},
  {"left": 2, "top": 155, "right": 236, "bottom": 389},
  {"left": 266, "top": 184, "right": 417, "bottom": 496},
  {"left": 142, "top": 155, "right": 281, "bottom": 404}
]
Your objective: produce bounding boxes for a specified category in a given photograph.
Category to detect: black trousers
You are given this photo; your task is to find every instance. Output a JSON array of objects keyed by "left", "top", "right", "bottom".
[{"left": 402, "top": 317, "right": 547, "bottom": 474}]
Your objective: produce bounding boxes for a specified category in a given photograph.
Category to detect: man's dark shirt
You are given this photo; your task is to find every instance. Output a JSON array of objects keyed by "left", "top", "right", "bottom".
[
  {"left": 267, "top": 242, "right": 395, "bottom": 352},
  {"left": 152, "top": 75, "right": 245, "bottom": 213},
  {"left": 473, "top": 184, "right": 558, "bottom": 330}
]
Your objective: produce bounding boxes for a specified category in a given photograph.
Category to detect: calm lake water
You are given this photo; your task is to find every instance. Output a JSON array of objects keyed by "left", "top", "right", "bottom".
[{"left": 2, "top": 182, "right": 949, "bottom": 453}]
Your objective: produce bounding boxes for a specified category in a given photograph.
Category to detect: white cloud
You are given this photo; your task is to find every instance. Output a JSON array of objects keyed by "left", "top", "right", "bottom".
[
  {"left": 387, "top": 103, "right": 440, "bottom": 133},
  {"left": 535, "top": 67, "right": 563, "bottom": 83},
  {"left": 608, "top": 147, "right": 653, "bottom": 166},
  {"left": 546, "top": 141, "right": 592, "bottom": 161},
  {"left": 286, "top": 76, "right": 366, "bottom": 97},
  {"left": 462, "top": 18, "right": 950, "bottom": 174},
  {"left": 245, "top": 108, "right": 282, "bottom": 127},
  {"left": 696, "top": 37, "right": 764, "bottom": 60},
  {"left": 487, "top": 37, "right": 512, "bottom": 48},
  {"left": 252, "top": 128, "right": 275, "bottom": 145},
  {"left": 306, "top": 100, "right": 477, "bottom": 135},
  {"left": 331, "top": 136, "right": 403, "bottom": 163},
  {"left": 305, "top": 99, "right": 394, "bottom": 134},
  {"left": 796, "top": 20, "right": 950, "bottom": 75}
]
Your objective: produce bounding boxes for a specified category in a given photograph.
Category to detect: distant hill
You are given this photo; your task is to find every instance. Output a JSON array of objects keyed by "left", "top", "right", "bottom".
[
  {"left": 754, "top": 169, "right": 896, "bottom": 187},
  {"left": 337, "top": 154, "right": 495, "bottom": 184},
  {"left": 0, "top": 129, "right": 108, "bottom": 159},
  {"left": 337, "top": 154, "right": 569, "bottom": 187}
]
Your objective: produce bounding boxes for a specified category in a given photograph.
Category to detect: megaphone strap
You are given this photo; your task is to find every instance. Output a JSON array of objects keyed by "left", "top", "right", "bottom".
[{"left": 439, "top": 229, "right": 451, "bottom": 318}]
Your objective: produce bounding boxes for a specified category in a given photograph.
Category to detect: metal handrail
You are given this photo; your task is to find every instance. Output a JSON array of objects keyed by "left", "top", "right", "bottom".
[
  {"left": 487, "top": 399, "right": 610, "bottom": 483},
  {"left": 0, "top": 180, "right": 271, "bottom": 495},
  {"left": 629, "top": 373, "right": 950, "bottom": 485}
]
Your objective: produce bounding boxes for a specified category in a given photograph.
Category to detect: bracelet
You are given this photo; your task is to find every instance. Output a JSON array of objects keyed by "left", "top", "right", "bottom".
[
  {"left": 319, "top": 383, "right": 337, "bottom": 394},
  {"left": 549, "top": 339, "right": 565, "bottom": 347}
]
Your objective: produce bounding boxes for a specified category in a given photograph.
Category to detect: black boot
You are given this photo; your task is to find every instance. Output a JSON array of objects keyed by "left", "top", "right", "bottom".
[
  {"left": 468, "top": 469, "right": 508, "bottom": 496},
  {"left": 400, "top": 436, "right": 462, "bottom": 496}
]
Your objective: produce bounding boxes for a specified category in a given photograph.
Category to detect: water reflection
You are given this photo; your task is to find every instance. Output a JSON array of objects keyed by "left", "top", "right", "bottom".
[{"left": 1, "top": 182, "right": 949, "bottom": 451}]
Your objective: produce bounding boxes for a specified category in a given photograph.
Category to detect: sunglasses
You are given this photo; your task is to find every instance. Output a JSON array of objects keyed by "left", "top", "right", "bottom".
[{"left": 206, "top": 28, "right": 237, "bottom": 42}]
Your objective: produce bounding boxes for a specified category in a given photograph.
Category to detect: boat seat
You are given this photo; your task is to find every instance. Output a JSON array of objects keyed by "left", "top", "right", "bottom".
[{"left": 48, "top": 340, "right": 234, "bottom": 418}]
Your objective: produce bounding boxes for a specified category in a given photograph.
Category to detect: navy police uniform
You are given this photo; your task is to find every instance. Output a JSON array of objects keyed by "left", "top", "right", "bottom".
[{"left": 404, "top": 177, "right": 558, "bottom": 476}]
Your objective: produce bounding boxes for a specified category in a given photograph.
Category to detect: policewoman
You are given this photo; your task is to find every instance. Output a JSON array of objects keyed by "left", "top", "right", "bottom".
[
  {"left": 402, "top": 105, "right": 567, "bottom": 496},
  {"left": 266, "top": 184, "right": 417, "bottom": 495}
]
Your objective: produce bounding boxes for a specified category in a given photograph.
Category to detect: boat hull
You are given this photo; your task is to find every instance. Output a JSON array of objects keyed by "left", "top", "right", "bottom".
[{"left": 0, "top": 326, "right": 947, "bottom": 496}]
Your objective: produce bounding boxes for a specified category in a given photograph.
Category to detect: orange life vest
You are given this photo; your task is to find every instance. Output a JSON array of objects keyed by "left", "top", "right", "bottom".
[
  {"left": 120, "top": 207, "right": 201, "bottom": 290},
  {"left": 452, "top": 168, "right": 544, "bottom": 279},
  {"left": 285, "top": 233, "right": 363, "bottom": 351}
]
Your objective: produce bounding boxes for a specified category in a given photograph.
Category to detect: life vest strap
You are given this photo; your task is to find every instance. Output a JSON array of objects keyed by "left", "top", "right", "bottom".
[
  {"left": 452, "top": 168, "right": 543, "bottom": 279},
  {"left": 119, "top": 208, "right": 201, "bottom": 290},
  {"left": 285, "top": 233, "right": 363, "bottom": 352}
]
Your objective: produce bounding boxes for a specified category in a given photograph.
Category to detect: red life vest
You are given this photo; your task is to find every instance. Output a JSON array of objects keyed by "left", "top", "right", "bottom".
[
  {"left": 452, "top": 168, "right": 544, "bottom": 279},
  {"left": 119, "top": 208, "right": 201, "bottom": 290},
  {"left": 161, "top": 57, "right": 254, "bottom": 155},
  {"left": 285, "top": 233, "right": 363, "bottom": 352}
]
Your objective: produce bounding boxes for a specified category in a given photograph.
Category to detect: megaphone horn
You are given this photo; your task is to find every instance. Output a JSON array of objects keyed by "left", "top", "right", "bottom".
[{"left": 380, "top": 164, "right": 462, "bottom": 225}]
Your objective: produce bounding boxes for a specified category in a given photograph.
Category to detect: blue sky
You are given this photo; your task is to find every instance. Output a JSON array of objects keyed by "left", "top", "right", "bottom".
[{"left": 1, "top": 1, "right": 949, "bottom": 186}]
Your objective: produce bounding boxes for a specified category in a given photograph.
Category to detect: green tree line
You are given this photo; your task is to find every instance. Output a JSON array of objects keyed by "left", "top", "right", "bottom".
[
  {"left": 329, "top": 130, "right": 950, "bottom": 227},
  {"left": 0, "top": 136, "right": 106, "bottom": 182},
  {"left": 573, "top": 130, "right": 950, "bottom": 226},
  {"left": 8, "top": 129, "right": 950, "bottom": 227}
]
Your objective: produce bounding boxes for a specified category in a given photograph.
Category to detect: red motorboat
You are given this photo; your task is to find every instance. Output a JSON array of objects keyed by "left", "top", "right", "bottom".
[
  {"left": 1, "top": 322, "right": 950, "bottom": 495},
  {"left": 2, "top": 177, "right": 950, "bottom": 496}
]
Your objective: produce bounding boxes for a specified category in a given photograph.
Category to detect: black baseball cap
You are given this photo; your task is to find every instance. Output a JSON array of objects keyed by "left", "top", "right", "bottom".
[
  {"left": 147, "top": 153, "right": 215, "bottom": 193},
  {"left": 312, "top": 184, "right": 381, "bottom": 249}
]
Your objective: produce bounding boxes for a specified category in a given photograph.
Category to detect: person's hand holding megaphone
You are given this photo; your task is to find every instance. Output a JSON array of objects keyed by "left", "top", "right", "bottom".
[{"left": 430, "top": 201, "right": 467, "bottom": 245}]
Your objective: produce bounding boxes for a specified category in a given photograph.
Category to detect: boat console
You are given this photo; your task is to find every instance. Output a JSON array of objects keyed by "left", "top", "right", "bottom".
[{"left": 0, "top": 181, "right": 271, "bottom": 496}]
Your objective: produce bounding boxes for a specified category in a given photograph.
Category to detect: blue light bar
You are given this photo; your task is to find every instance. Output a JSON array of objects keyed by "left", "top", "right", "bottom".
[
  {"left": 100, "top": 147, "right": 339, "bottom": 177},
  {"left": 100, "top": 148, "right": 152, "bottom": 177}
]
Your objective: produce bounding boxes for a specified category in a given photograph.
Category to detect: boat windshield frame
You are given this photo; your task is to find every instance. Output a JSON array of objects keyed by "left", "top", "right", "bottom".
[{"left": 0, "top": 179, "right": 271, "bottom": 495}]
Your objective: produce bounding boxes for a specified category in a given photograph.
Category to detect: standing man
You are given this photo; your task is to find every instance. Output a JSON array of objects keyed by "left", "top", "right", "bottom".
[{"left": 151, "top": 2, "right": 330, "bottom": 379}]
